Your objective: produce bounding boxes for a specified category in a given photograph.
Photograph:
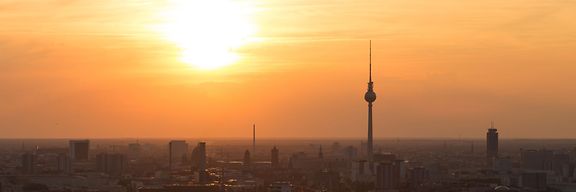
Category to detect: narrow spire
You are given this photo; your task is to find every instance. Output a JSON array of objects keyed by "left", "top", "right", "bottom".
[
  {"left": 369, "top": 40, "right": 372, "bottom": 82},
  {"left": 491, "top": 121, "right": 495, "bottom": 129}
]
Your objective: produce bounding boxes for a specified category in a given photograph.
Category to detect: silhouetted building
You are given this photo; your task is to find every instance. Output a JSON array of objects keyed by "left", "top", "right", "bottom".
[
  {"left": 521, "top": 171, "right": 547, "bottom": 191},
  {"left": 243, "top": 150, "right": 251, "bottom": 167},
  {"left": 57, "top": 153, "right": 71, "bottom": 174},
  {"left": 407, "top": 167, "right": 429, "bottom": 187},
  {"left": 21, "top": 152, "right": 36, "bottom": 174},
  {"left": 191, "top": 142, "right": 207, "bottom": 183},
  {"left": 127, "top": 142, "right": 141, "bottom": 160},
  {"left": 96, "top": 153, "right": 126, "bottom": 176},
  {"left": 375, "top": 162, "right": 400, "bottom": 192},
  {"left": 521, "top": 149, "right": 553, "bottom": 170},
  {"left": 271, "top": 146, "right": 279, "bottom": 169},
  {"left": 318, "top": 145, "right": 323, "bottom": 159},
  {"left": 69, "top": 140, "right": 90, "bottom": 161},
  {"left": 351, "top": 160, "right": 372, "bottom": 182},
  {"left": 169, "top": 140, "right": 188, "bottom": 170},
  {"left": 551, "top": 152, "right": 570, "bottom": 175},
  {"left": 486, "top": 122, "right": 498, "bottom": 165}
]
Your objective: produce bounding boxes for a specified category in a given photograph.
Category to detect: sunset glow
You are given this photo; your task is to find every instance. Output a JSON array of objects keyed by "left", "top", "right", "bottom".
[{"left": 158, "top": 0, "right": 257, "bottom": 70}]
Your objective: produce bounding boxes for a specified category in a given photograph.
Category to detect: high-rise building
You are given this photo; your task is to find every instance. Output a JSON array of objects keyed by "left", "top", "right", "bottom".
[
  {"left": 364, "top": 41, "right": 377, "bottom": 163},
  {"left": 253, "top": 124, "right": 256, "bottom": 156},
  {"left": 127, "top": 142, "right": 141, "bottom": 160},
  {"left": 169, "top": 140, "right": 188, "bottom": 170},
  {"left": 375, "top": 162, "right": 400, "bottom": 191},
  {"left": 271, "top": 146, "right": 279, "bottom": 169},
  {"left": 486, "top": 122, "right": 499, "bottom": 164},
  {"left": 190, "top": 142, "right": 207, "bottom": 183},
  {"left": 243, "top": 150, "right": 251, "bottom": 168},
  {"left": 69, "top": 140, "right": 90, "bottom": 161},
  {"left": 21, "top": 152, "right": 36, "bottom": 174},
  {"left": 57, "top": 153, "right": 71, "bottom": 174},
  {"left": 521, "top": 171, "right": 548, "bottom": 191},
  {"left": 521, "top": 149, "right": 553, "bottom": 170},
  {"left": 96, "top": 153, "right": 126, "bottom": 176}
]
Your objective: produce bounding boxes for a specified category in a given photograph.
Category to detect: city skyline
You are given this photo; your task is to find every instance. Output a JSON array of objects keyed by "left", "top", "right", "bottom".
[{"left": 1, "top": 0, "right": 576, "bottom": 139}]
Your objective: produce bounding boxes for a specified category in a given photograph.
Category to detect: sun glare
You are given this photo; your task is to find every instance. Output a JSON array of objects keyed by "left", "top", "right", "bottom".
[{"left": 158, "top": 0, "right": 257, "bottom": 70}]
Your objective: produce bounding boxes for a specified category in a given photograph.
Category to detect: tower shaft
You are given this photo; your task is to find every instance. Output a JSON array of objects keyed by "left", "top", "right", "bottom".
[{"left": 368, "top": 102, "right": 373, "bottom": 161}]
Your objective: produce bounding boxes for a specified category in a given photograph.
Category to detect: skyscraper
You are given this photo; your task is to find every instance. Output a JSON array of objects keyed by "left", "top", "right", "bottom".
[
  {"left": 191, "top": 142, "right": 207, "bottom": 184},
  {"left": 486, "top": 122, "right": 499, "bottom": 163},
  {"left": 57, "top": 153, "right": 71, "bottom": 174},
  {"left": 21, "top": 152, "right": 36, "bottom": 174},
  {"left": 253, "top": 124, "right": 256, "bottom": 155},
  {"left": 243, "top": 150, "right": 251, "bottom": 167},
  {"left": 69, "top": 140, "right": 90, "bottom": 161},
  {"left": 271, "top": 146, "right": 279, "bottom": 169},
  {"left": 169, "top": 140, "right": 188, "bottom": 170},
  {"left": 96, "top": 153, "right": 126, "bottom": 176},
  {"left": 364, "top": 41, "right": 377, "bottom": 162}
]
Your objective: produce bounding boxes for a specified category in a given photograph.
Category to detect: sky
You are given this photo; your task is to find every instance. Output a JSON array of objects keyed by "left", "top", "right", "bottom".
[{"left": 1, "top": 0, "right": 575, "bottom": 139}]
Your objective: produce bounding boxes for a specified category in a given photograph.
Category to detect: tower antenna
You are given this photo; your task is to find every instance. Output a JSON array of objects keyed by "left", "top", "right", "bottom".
[{"left": 369, "top": 40, "right": 372, "bottom": 82}]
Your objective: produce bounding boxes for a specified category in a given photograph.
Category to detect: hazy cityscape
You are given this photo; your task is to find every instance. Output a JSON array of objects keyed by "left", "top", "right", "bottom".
[
  {"left": 2, "top": 136, "right": 576, "bottom": 192},
  {"left": 2, "top": 0, "right": 576, "bottom": 191}
]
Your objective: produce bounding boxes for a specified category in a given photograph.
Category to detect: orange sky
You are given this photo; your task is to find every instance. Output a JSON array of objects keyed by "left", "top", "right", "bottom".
[{"left": 1, "top": 0, "right": 575, "bottom": 138}]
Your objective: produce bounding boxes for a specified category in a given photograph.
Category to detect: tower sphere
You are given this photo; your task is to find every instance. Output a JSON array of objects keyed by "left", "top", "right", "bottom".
[{"left": 365, "top": 89, "right": 377, "bottom": 102}]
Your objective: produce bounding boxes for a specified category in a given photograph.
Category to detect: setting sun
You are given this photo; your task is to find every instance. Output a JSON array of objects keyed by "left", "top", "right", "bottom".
[{"left": 158, "top": 0, "right": 257, "bottom": 70}]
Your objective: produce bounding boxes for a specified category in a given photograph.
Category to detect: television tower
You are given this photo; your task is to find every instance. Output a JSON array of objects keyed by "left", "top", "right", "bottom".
[{"left": 364, "top": 40, "right": 377, "bottom": 163}]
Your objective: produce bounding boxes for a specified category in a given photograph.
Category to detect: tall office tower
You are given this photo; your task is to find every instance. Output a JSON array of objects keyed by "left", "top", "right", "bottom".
[
  {"left": 69, "top": 140, "right": 90, "bottom": 161},
  {"left": 486, "top": 122, "right": 499, "bottom": 164},
  {"left": 253, "top": 124, "right": 256, "bottom": 155},
  {"left": 57, "top": 153, "right": 72, "bottom": 174},
  {"left": 271, "top": 146, "right": 279, "bottom": 169},
  {"left": 375, "top": 162, "right": 400, "bottom": 191},
  {"left": 169, "top": 140, "right": 189, "bottom": 170},
  {"left": 193, "top": 142, "right": 207, "bottom": 184},
  {"left": 364, "top": 41, "right": 377, "bottom": 163},
  {"left": 243, "top": 150, "right": 251, "bottom": 167},
  {"left": 127, "top": 142, "right": 141, "bottom": 160},
  {"left": 96, "top": 153, "right": 108, "bottom": 173},
  {"left": 521, "top": 149, "right": 553, "bottom": 170},
  {"left": 97, "top": 153, "right": 126, "bottom": 176},
  {"left": 21, "top": 152, "right": 36, "bottom": 174}
]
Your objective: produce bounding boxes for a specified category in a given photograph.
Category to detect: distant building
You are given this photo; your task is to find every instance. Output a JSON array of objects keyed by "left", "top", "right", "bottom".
[
  {"left": 168, "top": 140, "right": 188, "bottom": 170},
  {"left": 243, "top": 150, "right": 251, "bottom": 167},
  {"left": 375, "top": 159, "right": 403, "bottom": 192},
  {"left": 521, "top": 171, "right": 547, "bottom": 191},
  {"left": 127, "top": 142, "right": 141, "bottom": 160},
  {"left": 486, "top": 123, "right": 499, "bottom": 165},
  {"left": 351, "top": 160, "right": 372, "bottom": 182},
  {"left": 57, "top": 153, "right": 72, "bottom": 174},
  {"left": 96, "top": 153, "right": 126, "bottom": 176},
  {"left": 407, "top": 167, "right": 429, "bottom": 187},
  {"left": 271, "top": 146, "right": 279, "bottom": 169},
  {"left": 69, "top": 140, "right": 90, "bottom": 161},
  {"left": 191, "top": 142, "right": 207, "bottom": 183},
  {"left": 521, "top": 149, "right": 553, "bottom": 170},
  {"left": 21, "top": 152, "right": 36, "bottom": 174},
  {"left": 494, "top": 157, "right": 513, "bottom": 172}
]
